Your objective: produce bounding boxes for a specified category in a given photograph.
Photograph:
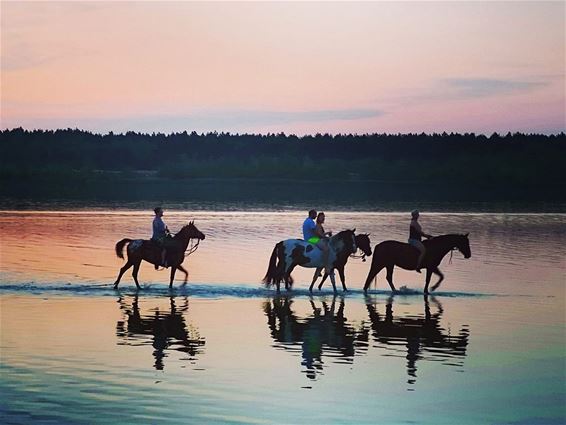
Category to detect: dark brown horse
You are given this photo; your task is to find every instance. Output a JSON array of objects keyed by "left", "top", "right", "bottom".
[
  {"left": 363, "top": 234, "right": 471, "bottom": 294},
  {"left": 311, "top": 233, "right": 372, "bottom": 292},
  {"left": 113, "top": 221, "right": 205, "bottom": 289}
]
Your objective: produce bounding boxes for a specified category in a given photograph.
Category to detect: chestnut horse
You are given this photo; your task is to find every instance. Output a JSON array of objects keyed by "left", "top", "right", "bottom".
[
  {"left": 114, "top": 221, "right": 205, "bottom": 289},
  {"left": 363, "top": 234, "right": 471, "bottom": 294}
]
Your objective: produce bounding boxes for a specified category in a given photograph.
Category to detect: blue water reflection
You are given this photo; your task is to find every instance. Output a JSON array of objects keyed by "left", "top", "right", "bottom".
[{"left": 116, "top": 295, "right": 205, "bottom": 370}]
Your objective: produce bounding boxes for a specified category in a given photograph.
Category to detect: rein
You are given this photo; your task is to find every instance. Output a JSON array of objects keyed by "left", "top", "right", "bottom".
[
  {"left": 448, "top": 247, "right": 458, "bottom": 265},
  {"left": 184, "top": 238, "right": 201, "bottom": 257},
  {"left": 349, "top": 252, "right": 367, "bottom": 262}
]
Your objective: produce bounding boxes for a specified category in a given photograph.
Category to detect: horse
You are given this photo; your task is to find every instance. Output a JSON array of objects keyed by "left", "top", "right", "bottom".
[
  {"left": 262, "top": 229, "right": 358, "bottom": 293},
  {"left": 363, "top": 233, "right": 471, "bottom": 294},
  {"left": 113, "top": 221, "right": 205, "bottom": 289},
  {"left": 310, "top": 233, "right": 372, "bottom": 292}
]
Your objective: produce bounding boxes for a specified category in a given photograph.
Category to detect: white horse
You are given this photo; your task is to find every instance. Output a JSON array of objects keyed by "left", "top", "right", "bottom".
[{"left": 262, "top": 229, "right": 357, "bottom": 292}]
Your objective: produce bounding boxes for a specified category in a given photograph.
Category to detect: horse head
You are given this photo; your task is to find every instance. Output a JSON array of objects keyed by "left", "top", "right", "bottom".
[
  {"left": 332, "top": 229, "right": 357, "bottom": 256},
  {"left": 355, "top": 233, "right": 372, "bottom": 259},
  {"left": 455, "top": 233, "right": 471, "bottom": 259},
  {"left": 177, "top": 221, "right": 206, "bottom": 241}
]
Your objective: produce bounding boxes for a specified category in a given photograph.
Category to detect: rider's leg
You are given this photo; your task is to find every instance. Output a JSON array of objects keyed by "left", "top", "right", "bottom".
[
  {"left": 161, "top": 248, "right": 168, "bottom": 267},
  {"left": 416, "top": 242, "right": 425, "bottom": 273},
  {"left": 317, "top": 240, "right": 330, "bottom": 274}
]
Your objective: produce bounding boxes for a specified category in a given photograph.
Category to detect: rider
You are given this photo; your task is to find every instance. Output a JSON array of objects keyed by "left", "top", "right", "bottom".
[
  {"left": 152, "top": 207, "right": 171, "bottom": 268},
  {"left": 408, "top": 210, "right": 433, "bottom": 273},
  {"left": 314, "top": 212, "right": 333, "bottom": 272},
  {"left": 303, "top": 209, "right": 317, "bottom": 242}
]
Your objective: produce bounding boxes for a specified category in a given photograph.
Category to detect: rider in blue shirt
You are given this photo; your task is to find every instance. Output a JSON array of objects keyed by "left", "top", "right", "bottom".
[{"left": 302, "top": 209, "right": 317, "bottom": 242}]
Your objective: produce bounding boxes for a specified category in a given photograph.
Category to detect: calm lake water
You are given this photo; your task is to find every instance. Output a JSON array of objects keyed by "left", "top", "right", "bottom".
[{"left": 1, "top": 210, "right": 565, "bottom": 424}]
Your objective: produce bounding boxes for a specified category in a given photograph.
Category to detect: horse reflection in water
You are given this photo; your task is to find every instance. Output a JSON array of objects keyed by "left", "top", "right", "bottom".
[
  {"left": 364, "top": 295, "right": 469, "bottom": 385},
  {"left": 263, "top": 296, "right": 367, "bottom": 380},
  {"left": 116, "top": 295, "right": 205, "bottom": 370}
]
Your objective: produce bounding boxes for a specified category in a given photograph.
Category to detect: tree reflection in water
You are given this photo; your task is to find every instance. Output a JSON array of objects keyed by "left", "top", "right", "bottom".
[
  {"left": 364, "top": 295, "right": 469, "bottom": 386},
  {"left": 263, "top": 296, "right": 368, "bottom": 379},
  {"left": 116, "top": 294, "right": 205, "bottom": 370}
]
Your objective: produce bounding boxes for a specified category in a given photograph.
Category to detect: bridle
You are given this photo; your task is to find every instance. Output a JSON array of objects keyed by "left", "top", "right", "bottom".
[
  {"left": 184, "top": 238, "right": 201, "bottom": 257},
  {"left": 349, "top": 234, "right": 369, "bottom": 262},
  {"left": 349, "top": 252, "right": 367, "bottom": 262}
]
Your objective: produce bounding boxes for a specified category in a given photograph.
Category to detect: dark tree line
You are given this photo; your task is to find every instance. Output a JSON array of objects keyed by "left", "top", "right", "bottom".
[{"left": 1, "top": 128, "right": 564, "bottom": 184}]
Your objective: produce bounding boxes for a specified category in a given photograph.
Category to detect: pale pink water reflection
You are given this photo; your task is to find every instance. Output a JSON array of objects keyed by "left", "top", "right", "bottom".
[{"left": 0, "top": 211, "right": 564, "bottom": 296}]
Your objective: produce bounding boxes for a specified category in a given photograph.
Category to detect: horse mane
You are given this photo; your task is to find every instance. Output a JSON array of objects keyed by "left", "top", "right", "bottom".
[
  {"left": 332, "top": 229, "right": 355, "bottom": 238},
  {"left": 425, "top": 233, "right": 462, "bottom": 241},
  {"left": 173, "top": 223, "right": 194, "bottom": 240},
  {"left": 173, "top": 224, "right": 188, "bottom": 240},
  {"left": 330, "top": 229, "right": 356, "bottom": 250},
  {"left": 423, "top": 233, "right": 466, "bottom": 247}
]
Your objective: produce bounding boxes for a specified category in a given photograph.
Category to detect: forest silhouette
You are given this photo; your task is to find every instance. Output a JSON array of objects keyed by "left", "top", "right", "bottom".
[{"left": 2, "top": 128, "right": 564, "bottom": 186}]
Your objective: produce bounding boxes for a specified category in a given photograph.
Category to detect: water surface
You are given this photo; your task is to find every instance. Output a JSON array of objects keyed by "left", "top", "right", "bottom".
[{"left": 1, "top": 210, "right": 565, "bottom": 424}]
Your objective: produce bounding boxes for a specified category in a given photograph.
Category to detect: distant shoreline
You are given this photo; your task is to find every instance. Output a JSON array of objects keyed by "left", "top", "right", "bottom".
[
  {"left": 2, "top": 129, "right": 565, "bottom": 212},
  {"left": 2, "top": 177, "right": 564, "bottom": 213}
]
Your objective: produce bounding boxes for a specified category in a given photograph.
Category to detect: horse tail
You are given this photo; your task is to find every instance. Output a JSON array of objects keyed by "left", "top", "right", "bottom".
[
  {"left": 115, "top": 238, "right": 133, "bottom": 259},
  {"left": 263, "top": 242, "right": 283, "bottom": 286},
  {"left": 363, "top": 245, "right": 383, "bottom": 291}
]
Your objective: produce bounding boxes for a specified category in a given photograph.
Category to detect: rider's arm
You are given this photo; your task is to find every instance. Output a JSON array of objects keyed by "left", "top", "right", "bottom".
[
  {"left": 315, "top": 224, "right": 326, "bottom": 238},
  {"left": 412, "top": 222, "right": 432, "bottom": 239}
]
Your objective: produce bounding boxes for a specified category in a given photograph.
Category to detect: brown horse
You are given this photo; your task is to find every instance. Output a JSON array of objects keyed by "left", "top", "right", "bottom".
[
  {"left": 113, "top": 221, "right": 205, "bottom": 289},
  {"left": 363, "top": 234, "right": 471, "bottom": 294}
]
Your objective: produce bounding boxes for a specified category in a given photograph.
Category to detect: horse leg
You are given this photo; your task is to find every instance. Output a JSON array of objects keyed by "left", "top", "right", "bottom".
[
  {"left": 338, "top": 266, "right": 347, "bottom": 291},
  {"left": 114, "top": 261, "right": 133, "bottom": 289},
  {"left": 131, "top": 261, "right": 142, "bottom": 289},
  {"left": 329, "top": 269, "right": 337, "bottom": 293},
  {"left": 284, "top": 273, "right": 291, "bottom": 291},
  {"left": 424, "top": 268, "right": 433, "bottom": 294},
  {"left": 385, "top": 265, "right": 397, "bottom": 293},
  {"left": 318, "top": 271, "right": 329, "bottom": 290},
  {"left": 169, "top": 266, "right": 178, "bottom": 289},
  {"left": 285, "top": 265, "right": 296, "bottom": 291},
  {"left": 363, "top": 262, "right": 384, "bottom": 293},
  {"left": 430, "top": 267, "right": 444, "bottom": 292},
  {"left": 309, "top": 267, "right": 323, "bottom": 292},
  {"left": 177, "top": 264, "right": 189, "bottom": 286}
]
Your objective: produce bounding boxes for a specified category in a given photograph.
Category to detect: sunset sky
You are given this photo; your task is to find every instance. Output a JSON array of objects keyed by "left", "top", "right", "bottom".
[{"left": 1, "top": 1, "right": 564, "bottom": 135}]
